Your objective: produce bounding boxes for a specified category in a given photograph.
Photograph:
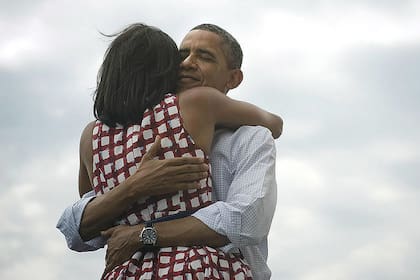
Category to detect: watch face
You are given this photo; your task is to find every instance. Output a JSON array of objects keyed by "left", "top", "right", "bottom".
[{"left": 141, "top": 227, "right": 157, "bottom": 245}]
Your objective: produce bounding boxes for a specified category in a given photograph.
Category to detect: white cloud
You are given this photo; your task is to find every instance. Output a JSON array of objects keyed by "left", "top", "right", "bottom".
[
  {"left": 281, "top": 119, "right": 324, "bottom": 140},
  {"left": 242, "top": 4, "right": 420, "bottom": 105},
  {"left": 0, "top": 37, "right": 38, "bottom": 66},
  {"left": 0, "top": 16, "right": 52, "bottom": 68},
  {"left": 368, "top": 139, "right": 420, "bottom": 163},
  {"left": 276, "top": 157, "right": 326, "bottom": 192},
  {"left": 301, "top": 235, "right": 413, "bottom": 280}
]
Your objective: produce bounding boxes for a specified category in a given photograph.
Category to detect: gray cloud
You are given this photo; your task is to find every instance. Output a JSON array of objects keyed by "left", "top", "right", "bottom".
[
  {"left": 266, "top": 0, "right": 418, "bottom": 15},
  {"left": 1, "top": 1, "right": 420, "bottom": 279}
]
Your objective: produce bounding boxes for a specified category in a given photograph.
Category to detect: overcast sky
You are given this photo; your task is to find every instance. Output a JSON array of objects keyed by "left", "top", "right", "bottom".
[{"left": 1, "top": 0, "right": 419, "bottom": 279}]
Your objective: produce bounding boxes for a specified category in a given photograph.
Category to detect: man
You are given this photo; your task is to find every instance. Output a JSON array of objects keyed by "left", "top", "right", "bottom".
[{"left": 57, "top": 23, "right": 279, "bottom": 279}]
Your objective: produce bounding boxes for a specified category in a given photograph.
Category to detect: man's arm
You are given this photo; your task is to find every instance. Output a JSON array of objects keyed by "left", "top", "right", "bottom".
[
  {"left": 192, "top": 126, "right": 277, "bottom": 249},
  {"left": 56, "top": 190, "right": 106, "bottom": 252},
  {"left": 101, "top": 216, "right": 229, "bottom": 276},
  {"left": 118, "top": 126, "right": 277, "bottom": 249},
  {"left": 57, "top": 136, "right": 209, "bottom": 251},
  {"left": 82, "top": 134, "right": 211, "bottom": 240},
  {"left": 103, "top": 126, "right": 276, "bottom": 270},
  {"left": 157, "top": 127, "right": 277, "bottom": 249}
]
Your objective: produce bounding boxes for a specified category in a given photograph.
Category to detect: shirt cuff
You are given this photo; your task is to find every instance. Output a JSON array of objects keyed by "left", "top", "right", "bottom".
[
  {"left": 192, "top": 201, "right": 241, "bottom": 253},
  {"left": 56, "top": 193, "right": 106, "bottom": 251}
]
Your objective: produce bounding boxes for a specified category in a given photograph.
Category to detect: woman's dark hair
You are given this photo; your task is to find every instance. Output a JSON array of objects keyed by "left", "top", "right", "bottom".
[{"left": 93, "top": 23, "right": 180, "bottom": 127}]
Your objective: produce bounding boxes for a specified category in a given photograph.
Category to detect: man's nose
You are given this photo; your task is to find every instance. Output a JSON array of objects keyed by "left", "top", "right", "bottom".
[{"left": 180, "top": 54, "right": 197, "bottom": 69}]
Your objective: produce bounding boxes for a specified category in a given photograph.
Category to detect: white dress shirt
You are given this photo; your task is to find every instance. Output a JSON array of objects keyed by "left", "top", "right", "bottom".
[{"left": 57, "top": 126, "right": 277, "bottom": 280}]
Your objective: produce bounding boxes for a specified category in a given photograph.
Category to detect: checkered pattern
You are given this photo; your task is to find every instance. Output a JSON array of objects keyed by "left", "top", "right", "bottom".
[
  {"left": 93, "top": 94, "right": 252, "bottom": 279},
  {"left": 103, "top": 246, "right": 252, "bottom": 280},
  {"left": 92, "top": 94, "right": 212, "bottom": 224}
]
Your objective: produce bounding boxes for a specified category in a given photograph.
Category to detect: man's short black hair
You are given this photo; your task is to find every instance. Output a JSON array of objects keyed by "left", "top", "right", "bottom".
[{"left": 191, "top": 24, "right": 243, "bottom": 69}]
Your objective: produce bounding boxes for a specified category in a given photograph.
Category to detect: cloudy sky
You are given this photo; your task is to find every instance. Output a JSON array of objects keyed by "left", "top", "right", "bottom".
[{"left": 1, "top": 0, "right": 419, "bottom": 279}]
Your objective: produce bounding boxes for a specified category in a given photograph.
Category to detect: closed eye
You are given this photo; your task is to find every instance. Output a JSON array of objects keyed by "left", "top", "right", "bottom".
[
  {"left": 199, "top": 53, "right": 215, "bottom": 61},
  {"left": 197, "top": 49, "right": 216, "bottom": 62}
]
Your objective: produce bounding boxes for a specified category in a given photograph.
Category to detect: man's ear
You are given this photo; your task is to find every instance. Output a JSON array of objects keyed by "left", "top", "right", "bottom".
[{"left": 226, "top": 69, "right": 243, "bottom": 90}]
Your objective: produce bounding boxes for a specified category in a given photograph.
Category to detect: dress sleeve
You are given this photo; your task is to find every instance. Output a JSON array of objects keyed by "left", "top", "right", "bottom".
[
  {"left": 56, "top": 191, "right": 107, "bottom": 251},
  {"left": 192, "top": 127, "right": 277, "bottom": 251}
]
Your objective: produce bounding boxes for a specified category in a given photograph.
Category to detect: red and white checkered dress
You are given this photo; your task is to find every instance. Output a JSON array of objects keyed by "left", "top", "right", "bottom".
[{"left": 92, "top": 94, "right": 253, "bottom": 280}]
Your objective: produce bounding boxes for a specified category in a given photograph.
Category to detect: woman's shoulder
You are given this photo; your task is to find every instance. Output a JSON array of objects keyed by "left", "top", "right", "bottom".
[
  {"left": 80, "top": 121, "right": 96, "bottom": 141},
  {"left": 79, "top": 120, "right": 96, "bottom": 165}
]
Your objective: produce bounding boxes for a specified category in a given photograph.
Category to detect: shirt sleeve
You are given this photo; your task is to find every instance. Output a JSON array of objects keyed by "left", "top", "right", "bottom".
[
  {"left": 192, "top": 127, "right": 277, "bottom": 250},
  {"left": 56, "top": 191, "right": 107, "bottom": 251}
]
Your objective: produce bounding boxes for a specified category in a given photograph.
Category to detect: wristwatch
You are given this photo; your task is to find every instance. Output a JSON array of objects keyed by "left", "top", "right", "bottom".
[{"left": 140, "top": 221, "right": 158, "bottom": 247}]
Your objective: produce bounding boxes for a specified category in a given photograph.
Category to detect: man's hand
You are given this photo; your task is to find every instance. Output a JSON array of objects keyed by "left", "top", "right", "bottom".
[
  {"left": 124, "top": 135, "right": 210, "bottom": 197},
  {"left": 101, "top": 224, "right": 143, "bottom": 277},
  {"left": 80, "top": 136, "right": 209, "bottom": 241}
]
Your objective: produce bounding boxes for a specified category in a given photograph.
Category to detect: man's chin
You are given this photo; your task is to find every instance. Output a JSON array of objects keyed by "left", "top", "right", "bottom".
[{"left": 177, "top": 81, "right": 200, "bottom": 92}]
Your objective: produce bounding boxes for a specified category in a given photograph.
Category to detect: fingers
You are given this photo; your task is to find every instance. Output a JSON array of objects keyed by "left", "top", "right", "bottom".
[
  {"left": 142, "top": 136, "right": 162, "bottom": 161},
  {"left": 101, "top": 227, "right": 116, "bottom": 238},
  {"left": 164, "top": 163, "right": 209, "bottom": 176},
  {"left": 172, "top": 182, "right": 202, "bottom": 191},
  {"left": 165, "top": 156, "right": 206, "bottom": 166},
  {"left": 105, "top": 258, "right": 116, "bottom": 273},
  {"left": 171, "top": 171, "right": 209, "bottom": 183},
  {"left": 103, "top": 250, "right": 112, "bottom": 277},
  {"left": 103, "top": 261, "right": 114, "bottom": 278}
]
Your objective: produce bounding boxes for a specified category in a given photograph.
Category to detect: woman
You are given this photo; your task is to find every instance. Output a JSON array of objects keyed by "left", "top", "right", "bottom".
[{"left": 78, "top": 23, "right": 282, "bottom": 279}]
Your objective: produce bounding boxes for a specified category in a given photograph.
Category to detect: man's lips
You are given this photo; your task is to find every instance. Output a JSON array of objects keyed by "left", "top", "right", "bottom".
[{"left": 178, "top": 74, "right": 200, "bottom": 82}]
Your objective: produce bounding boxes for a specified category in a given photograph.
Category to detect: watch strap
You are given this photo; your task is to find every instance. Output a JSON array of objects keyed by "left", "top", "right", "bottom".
[{"left": 144, "top": 221, "right": 153, "bottom": 228}]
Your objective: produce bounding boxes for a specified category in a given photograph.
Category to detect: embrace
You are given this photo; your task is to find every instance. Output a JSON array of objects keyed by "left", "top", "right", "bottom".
[{"left": 57, "top": 22, "right": 282, "bottom": 280}]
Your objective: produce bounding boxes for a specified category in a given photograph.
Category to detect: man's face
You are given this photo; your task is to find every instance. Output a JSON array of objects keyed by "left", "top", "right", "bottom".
[{"left": 177, "top": 30, "right": 233, "bottom": 93}]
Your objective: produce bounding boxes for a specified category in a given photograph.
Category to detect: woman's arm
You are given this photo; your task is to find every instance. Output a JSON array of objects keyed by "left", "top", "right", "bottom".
[
  {"left": 78, "top": 121, "right": 95, "bottom": 197},
  {"left": 180, "top": 87, "right": 283, "bottom": 139}
]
